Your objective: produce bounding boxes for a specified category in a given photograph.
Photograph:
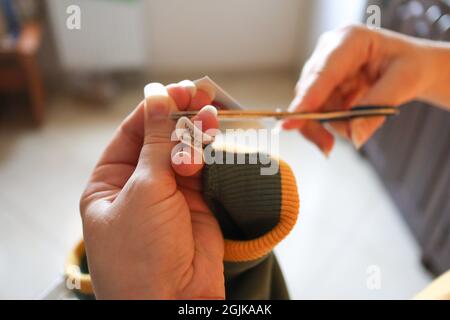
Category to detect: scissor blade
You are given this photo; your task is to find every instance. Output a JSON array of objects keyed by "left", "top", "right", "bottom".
[{"left": 170, "top": 106, "right": 399, "bottom": 122}]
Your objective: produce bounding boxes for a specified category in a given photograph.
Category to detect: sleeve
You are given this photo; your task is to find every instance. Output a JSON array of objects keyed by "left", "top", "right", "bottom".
[{"left": 202, "top": 146, "right": 299, "bottom": 299}]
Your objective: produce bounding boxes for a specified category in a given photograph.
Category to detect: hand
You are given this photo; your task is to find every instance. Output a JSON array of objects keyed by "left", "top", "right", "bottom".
[
  {"left": 80, "top": 81, "right": 225, "bottom": 299},
  {"left": 283, "top": 24, "right": 450, "bottom": 155}
]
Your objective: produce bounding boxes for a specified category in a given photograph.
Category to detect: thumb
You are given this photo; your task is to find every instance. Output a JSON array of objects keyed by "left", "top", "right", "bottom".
[
  {"left": 143, "top": 83, "right": 178, "bottom": 143},
  {"left": 350, "top": 61, "right": 414, "bottom": 148},
  {"left": 136, "top": 83, "right": 177, "bottom": 176}
]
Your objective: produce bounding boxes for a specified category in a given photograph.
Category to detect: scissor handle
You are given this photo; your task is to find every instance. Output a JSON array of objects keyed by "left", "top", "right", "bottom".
[
  {"left": 170, "top": 105, "right": 399, "bottom": 121},
  {"left": 319, "top": 105, "right": 398, "bottom": 122}
]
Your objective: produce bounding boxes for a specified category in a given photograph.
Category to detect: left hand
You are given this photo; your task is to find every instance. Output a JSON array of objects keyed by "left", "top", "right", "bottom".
[{"left": 80, "top": 81, "right": 225, "bottom": 299}]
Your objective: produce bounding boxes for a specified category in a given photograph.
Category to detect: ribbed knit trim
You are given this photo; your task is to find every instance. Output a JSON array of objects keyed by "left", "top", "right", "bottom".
[
  {"left": 202, "top": 153, "right": 282, "bottom": 240},
  {"left": 65, "top": 240, "right": 94, "bottom": 295},
  {"left": 223, "top": 160, "right": 299, "bottom": 262}
]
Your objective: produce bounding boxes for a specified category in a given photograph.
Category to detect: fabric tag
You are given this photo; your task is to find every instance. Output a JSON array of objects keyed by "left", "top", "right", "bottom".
[
  {"left": 174, "top": 76, "right": 244, "bottom": 150},
  {"left": 175, "top": 116, "right": 216, "bottom": 152},
  {"left": 194, "top": 76, "right": 244, "bottom": 110}
]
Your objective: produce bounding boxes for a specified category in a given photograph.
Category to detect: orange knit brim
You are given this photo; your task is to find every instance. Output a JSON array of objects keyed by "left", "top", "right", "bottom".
[
  {"left": 223, "top": 160, "right": 299, "bottom": 262},
  {"left": 64, "top": 240, "right": 94, "bottom": 295}
]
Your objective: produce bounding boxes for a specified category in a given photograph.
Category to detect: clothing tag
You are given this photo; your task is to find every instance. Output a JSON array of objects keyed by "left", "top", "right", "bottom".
[
  {"left": 175, "top": 116, "right": 215, "bottom": 148},
  {"left": 194, "top": 76, "right": 244, "bottom": 110}
]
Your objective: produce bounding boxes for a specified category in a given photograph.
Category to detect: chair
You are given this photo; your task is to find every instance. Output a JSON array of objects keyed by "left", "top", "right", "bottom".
[{"left": 0, "top": 22, "right": 45, "bottom": 125}]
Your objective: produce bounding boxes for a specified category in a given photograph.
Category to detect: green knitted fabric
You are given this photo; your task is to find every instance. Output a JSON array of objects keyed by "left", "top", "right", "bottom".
[
  {"left": 224, "top": 253, "right": 289, "bottom": 300},
  {"left": 202, "top": 149, "right": 289, "bottom": 300},
  {"left": 202, "top": 151, "right": 282, "bottom": 240}
]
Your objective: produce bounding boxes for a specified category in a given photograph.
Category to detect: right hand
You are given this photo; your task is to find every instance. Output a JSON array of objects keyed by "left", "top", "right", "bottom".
[{"left": 283, "top": 24, "right": 450, "bottom": 155}]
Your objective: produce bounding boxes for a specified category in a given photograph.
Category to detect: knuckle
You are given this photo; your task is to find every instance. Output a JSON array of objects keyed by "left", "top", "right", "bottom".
[
  {"left": 339, "top": 23, "right": 367, "bottom": 39},
  {"left": 79, "top": 189, "right": 90, "bottom": 217},
  {"left": 79, "top": 186, "right": 96, "bottom": 221},
  {"left": 318, "top": 30, "right": 333, "bottom": 44}
]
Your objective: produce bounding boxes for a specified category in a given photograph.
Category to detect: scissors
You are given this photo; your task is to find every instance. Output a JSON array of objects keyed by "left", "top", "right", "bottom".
[{"left": 170, "top": 105, "right": 399, "bottom": 122}]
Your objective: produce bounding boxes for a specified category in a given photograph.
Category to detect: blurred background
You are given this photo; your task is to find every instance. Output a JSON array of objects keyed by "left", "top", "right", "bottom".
[{"left": 0, "top": 0, "right": 448, "bottom": 299}]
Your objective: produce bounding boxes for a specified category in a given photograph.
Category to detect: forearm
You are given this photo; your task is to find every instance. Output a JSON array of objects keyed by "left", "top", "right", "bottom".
[{"left": 419, "top": 40, "right": 450, "bottom": 110}]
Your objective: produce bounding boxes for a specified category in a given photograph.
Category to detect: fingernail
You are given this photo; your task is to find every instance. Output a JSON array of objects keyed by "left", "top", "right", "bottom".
[
  {"left": 352, "top": 135, "right": 366, "bottom": 149},
  {"left": 282, "top": 119, "right": 306, "bottom": 130},
  {"left": 198, "top": 105, "right": 218, "bottom": 117},
  {"left": 176, "top": 116, "right": 215, "bottom": 146},
  {"left": 144, "top": 83, "right": 169, "bottom": 117},
  {"left": 144, "top": 83, "right": 168, "bottom": 99},
  {"left": 172, "top": 151, "right": 192, "bottom": 165},
  {"left": 351, "top": 125, "right": 368, "bottom": 149},
  {"left": 178, "top": 80, "right": 197, "bottom": 97},
  {"left": 332, "top": 125, "right": 350, "bottom": 139},
  {"left": 346, "top": 126, "right": 352, "bottom": 140},
  {"left": 321, "top": 144, "right": 332, "bottom": 158},
  {"left": 322, "top": 136, "right": 335, "bottom": 158},
  {"left": 282, "top": 120, "right": 294, "bottom": 130}
]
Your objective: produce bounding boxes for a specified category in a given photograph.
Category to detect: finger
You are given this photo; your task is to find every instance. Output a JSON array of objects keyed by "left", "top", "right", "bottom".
[
  {"left": 350, "top": 116, "right": 385, "bottom": 149},
  {"left": 97, "top": 101, "right": 144, "bottom": 169},
  {"left": 193, "top": 104, "right": 219, "bottom": 132},
  {"left": 136, "top": 83, "right": 178, "bottom": 177},
  {"left": 190, "top": 81, "right": 215, "bottom": 110},
  {"left": 321, "top": 84, "right": 351, "bottom": 139},
  {"left": 171, "top": 105, "right": 218, "bottom": 177},
  {"left": 282, "top": 70, "right": 341, "bottom": 130},
  {"left": 81, "top": 101, "right": 145, "bottom": 210},
  {"left": 166, "top": 84, "right": 191, "bottom": 110},
  {"left": 300, "top": 121, "right": 335, "bottom": 157},
  {"left": 166, "top": 80, "right": 197, "bottom": 111},
  {"left": 178, "top": 186, "right": 212, "bottom": 214},
  {"left": 329, "top": 121, "right": 351, "bottom": 139},
  {"left": 323, "top": 71, "right": 372, "bottom": 139},
  {"left": 285, "top": 79, "right": 350, "bottom": 139},
  {"left": 171, "top": 150, "right": 203, "bottom": 177},
  {"left": 350, "top": 61, "right": 415, "bottom": 148},
  {"left": 176, "top": 175, "right": 202, "bottom": 192},
  {"left": 190, "top": 90, "right": 214, "bottom": 110},
  {"left": 359, "top": 60, "right": 418, "bottom": 106},
  {"left": 283, "top": 27, "right": 372, "bottom": 130},
  {"left": 325, "top": 79, "right": 365, "bottom": 139}
]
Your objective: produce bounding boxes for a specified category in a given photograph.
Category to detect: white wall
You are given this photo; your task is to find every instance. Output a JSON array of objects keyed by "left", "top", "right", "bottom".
[
  {"left": 47, "top": 0, "right": 147, "bottom": 72},
  {"left": 47, "top": 0, "right": 366, "bottom": 74},
  {"left": 47, "top": 0, "right": 308, "bottom": 74},
  {"left": 298, "top": 0, "right": 367, "bottom": 63},
  {"left": 143, "top": 0, "right": 307, "bottom": 74}
]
